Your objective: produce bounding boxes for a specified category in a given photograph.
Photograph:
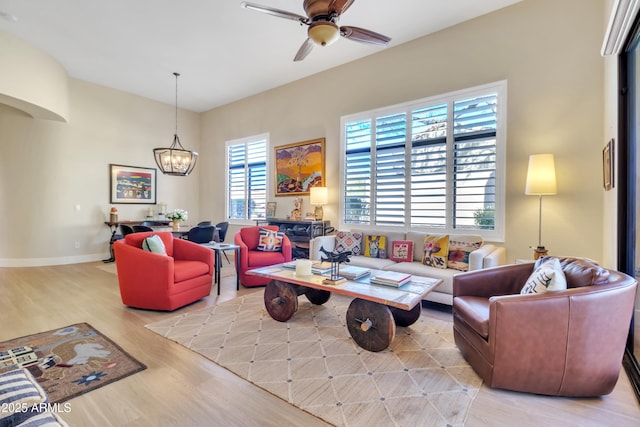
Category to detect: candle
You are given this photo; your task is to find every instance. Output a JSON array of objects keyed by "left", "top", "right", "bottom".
[{"left": 295, "top": 259, "right": 312, "bottom": 276}]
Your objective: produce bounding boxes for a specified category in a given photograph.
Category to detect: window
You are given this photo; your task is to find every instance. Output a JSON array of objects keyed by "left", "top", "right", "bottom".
[
  {"left": 226, "top": 134, "right": 268, "bottom": 222},
  {"left": 341, "top": 81, "right": 505, "bottom": 241}
]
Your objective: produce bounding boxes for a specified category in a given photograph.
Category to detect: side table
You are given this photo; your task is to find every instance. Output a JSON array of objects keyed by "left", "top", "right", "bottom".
[{"left": 201, "top": 242, "right": 240, "bottom": 295}]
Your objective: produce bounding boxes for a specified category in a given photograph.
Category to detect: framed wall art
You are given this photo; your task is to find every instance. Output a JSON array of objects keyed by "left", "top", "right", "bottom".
[
  {"left": 603, "top": 139, "right": 614, "bottom": 191},
  {"left": 274, "top": 138, "right": 325, "bottom": 196},
  {"left": 110, "top": 164, "right": 157, "bottom": 204}
]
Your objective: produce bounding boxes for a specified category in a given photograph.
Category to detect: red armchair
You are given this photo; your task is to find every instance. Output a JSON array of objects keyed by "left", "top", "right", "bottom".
[
  {"left": 234, "top": 226, "right": 292, "bottom": 287},
  {"left": 113, "top": 231, "right": 214, "bottom": 311}
]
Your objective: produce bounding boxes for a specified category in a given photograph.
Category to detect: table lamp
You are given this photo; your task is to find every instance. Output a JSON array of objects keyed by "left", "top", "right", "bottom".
[
  {"left": 525, "top": 154, "right": 557, "bottom": 259},
  {"left": 310, "top": 186, "right": 328, "bottom": 220}
]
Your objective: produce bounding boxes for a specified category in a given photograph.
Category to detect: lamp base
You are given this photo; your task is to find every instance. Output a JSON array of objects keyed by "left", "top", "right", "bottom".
[
  {"left": 533, "top": 246, "right": 548, "bottom": 260},
  {"left": 314, "top": 205, "right": 323, "bottom": 221},
  {"left": 323, "top": 277, "right": 347, "bottom": 286}
]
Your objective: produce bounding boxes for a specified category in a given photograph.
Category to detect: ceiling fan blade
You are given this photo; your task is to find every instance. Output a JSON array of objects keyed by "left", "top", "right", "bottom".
[
  {"left": 328, "top": 0, "right": 356, "bottom": 15},
  {"left": 241, "top": 2, "right": 308, "bottom": 23},
  {"left": 340, "top": 26, "right": 391, "bottom": 46},
  {"left": 294, "top": 38, "right": 314, "bottom": 61}
]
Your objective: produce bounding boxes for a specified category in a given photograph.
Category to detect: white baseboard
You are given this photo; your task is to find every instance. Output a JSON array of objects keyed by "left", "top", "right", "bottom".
[{"left": 0, "top": 253, "right": 108, "bottom": 267}]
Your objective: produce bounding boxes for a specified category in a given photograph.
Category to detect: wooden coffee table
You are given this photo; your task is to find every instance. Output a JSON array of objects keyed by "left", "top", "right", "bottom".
[{"left": 248, "top": 265, "right": 442, "bottom": 352}]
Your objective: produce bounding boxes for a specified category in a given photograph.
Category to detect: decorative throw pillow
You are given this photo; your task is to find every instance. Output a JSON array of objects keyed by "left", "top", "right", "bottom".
[
  {"left": 390, "top": 240, "right": 414, "bottom": 262},
  {"left": 447, "top": 236, "right": 484, "bottom": 271},
  {"left": 363, "top": 235, "right": 387, "bottom": 258},
  {"left": 335, "top": 231, "right": 363, "bottom": 255},
  {"left": 521, "top": 257, "right": 568, "bottom": 294},
  {"left": 536, "top": 256, "right": 610, "bottom": 288},
  {"left": 257, "top": 228, "right": 284, "bottom": 252},
  {"left": 422, "top": 235, "right": 449, "bottom": 269},
  {"left": 142, "top": 234, "right": 167, "bottom": 255}
]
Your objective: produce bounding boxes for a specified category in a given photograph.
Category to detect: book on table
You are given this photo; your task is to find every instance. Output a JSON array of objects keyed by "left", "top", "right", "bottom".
[
  {"left": 311, "top": 262, "right": 333, "bottom": 274},
  {"left": 282, "top": 260, "right": 333, "bottom": 275},
  {"left": 337, "top": 265, "right": 371, "bottom": 280},
  {"left": 370, "top": 271, "right": 412, "bottom": 287}
]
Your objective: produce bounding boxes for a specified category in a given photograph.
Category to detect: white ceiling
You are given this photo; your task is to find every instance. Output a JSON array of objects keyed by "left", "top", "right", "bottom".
[{"left": 0, "top": 0, "right": 522, "bottom": 112}]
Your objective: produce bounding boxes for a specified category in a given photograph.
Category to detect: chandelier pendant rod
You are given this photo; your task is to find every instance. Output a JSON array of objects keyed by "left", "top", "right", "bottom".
[{"left": 174, "top": 72, "right": 179, "bottom": 140}]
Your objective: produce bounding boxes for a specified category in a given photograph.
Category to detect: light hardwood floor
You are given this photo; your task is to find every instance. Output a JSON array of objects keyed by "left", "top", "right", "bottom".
[{"left": 0, "top": 262, "right": 638, "bottom": 426}]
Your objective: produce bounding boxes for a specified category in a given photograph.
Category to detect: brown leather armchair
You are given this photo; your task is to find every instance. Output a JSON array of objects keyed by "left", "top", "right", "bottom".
[{"left": 452, "top": 257, "right": 637, "bottom": 397}]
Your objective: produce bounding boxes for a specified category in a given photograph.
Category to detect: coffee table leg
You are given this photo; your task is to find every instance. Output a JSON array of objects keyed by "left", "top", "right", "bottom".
[
  {"left": 264, "top": 280, "right": 298, "bottom": 322},
  {"left": 389, "top": 303, "right": 422, "bottom": 327},
  {"left": 346, "top": 298, "right": 396, "bottom": 352}
]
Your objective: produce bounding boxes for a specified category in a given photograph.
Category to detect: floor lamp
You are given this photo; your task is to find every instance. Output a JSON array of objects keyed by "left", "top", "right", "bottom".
[{"left": 525, "top": 154, "right": 557, "bottom": 260}]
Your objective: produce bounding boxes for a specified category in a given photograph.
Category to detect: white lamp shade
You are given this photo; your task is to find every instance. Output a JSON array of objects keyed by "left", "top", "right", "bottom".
[
  {"left": 525, "top": 154, "right": 557, "bottom": 195},
  {"left": 310, "top": 186, "right": 328, "bottom": 205}
]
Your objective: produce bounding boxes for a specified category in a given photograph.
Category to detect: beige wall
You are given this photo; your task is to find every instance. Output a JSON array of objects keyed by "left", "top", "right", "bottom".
[
  {"left": 201, "top": 0, "right": 606, "bottom": 263},
  {"left": 0, "top": 32, "right": 69, "bottom": 121},
  {"left": 0, "top": 0, "right": 610, "bottom": 266},
  {"left": 602, "top": 0, "right": 619, "bottom": 269},
  {"left": 0, "top": 79, "right": 201, "bottom": 266}
]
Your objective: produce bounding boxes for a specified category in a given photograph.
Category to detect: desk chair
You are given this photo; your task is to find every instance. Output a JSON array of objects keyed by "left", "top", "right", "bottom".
[
  {"left": 216, "top": 221, "right": 231, "bottom": 263},
  {"left": 120, "top": 224, "right": 134, "bottom": 236},
  {"left": 140, "top": 221, "right": 165, "bottom": 227},
  {"left": 133, "top": 225, "right": 153, "bottom": 233},
  {"left": 197, "top": 221, "right": 212, "bottom": 226},
  {"left": 187, "top": 225, "right": 215, "bottom": 244}
]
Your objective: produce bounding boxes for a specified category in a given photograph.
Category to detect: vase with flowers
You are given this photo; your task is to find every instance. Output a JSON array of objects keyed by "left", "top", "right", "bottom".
[{"left": 166, "top": 209, "right": 188, "bottom": 230}]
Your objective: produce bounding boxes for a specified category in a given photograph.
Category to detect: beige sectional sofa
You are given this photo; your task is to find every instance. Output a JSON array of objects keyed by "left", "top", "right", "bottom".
[{"left": 309, "top": 229, "right": 506, "bottom": 305}]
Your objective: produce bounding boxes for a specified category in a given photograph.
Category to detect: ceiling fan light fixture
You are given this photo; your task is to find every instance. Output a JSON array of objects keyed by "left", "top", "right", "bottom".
[{"left": 308, "top": 21, "right": 340, "bottom": 46}]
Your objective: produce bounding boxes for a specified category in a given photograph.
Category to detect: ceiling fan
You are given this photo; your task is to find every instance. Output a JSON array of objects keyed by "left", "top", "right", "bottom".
[{"left": 240, "top": 0, "right": 391, "bottom": 61}]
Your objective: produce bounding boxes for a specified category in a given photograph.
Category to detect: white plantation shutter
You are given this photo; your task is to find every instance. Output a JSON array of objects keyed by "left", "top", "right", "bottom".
[
  {"left": 341, "top": 82, "right": 505, "bottom": 240},
  {"left": 227, "top": 135, "right": 267, "bottom": 221},
  {"left": 410, "top": 103, "right": 448, "bottom": 227},
  {"left": 375, "top": 113, "right": 406, "bottom": 226},
  {"left": 453, "top": 95, "right": 497, "bottom": 230},
  {"left": 344, "top": 120, "right": 372, "bottom": 224}
]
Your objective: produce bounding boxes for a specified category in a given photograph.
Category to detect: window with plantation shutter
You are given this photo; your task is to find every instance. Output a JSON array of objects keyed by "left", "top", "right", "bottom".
[
  {"left": 341, "top": 81, "right": 505, "bottom": 241},
  {"left": 226, "top": 134, "right": 268, "bottom": 221},
  {"left": 375, "top": 113, "right": 407, "bottom": 226}
]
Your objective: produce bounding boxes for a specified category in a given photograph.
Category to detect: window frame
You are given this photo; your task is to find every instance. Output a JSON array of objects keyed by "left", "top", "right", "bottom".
[
  {"left": 225, "top": 133, "right": 269, "bottom": 226},
  {"left": 339, "top": 81, "right": 506, "bottom": 242}
]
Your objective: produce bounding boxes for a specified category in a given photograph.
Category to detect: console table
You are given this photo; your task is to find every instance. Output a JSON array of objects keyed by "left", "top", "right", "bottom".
[
  {"left": 102, "top": 219, "right": 171, "bottom": 263},
  {"left": 257, "top": 218, "right": 331, "bottom": 259}
]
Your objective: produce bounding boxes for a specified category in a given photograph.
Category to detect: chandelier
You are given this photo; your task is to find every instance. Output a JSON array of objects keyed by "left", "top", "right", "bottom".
[{"left": 153, "top": 72, "right": 198, "bottom": 176}]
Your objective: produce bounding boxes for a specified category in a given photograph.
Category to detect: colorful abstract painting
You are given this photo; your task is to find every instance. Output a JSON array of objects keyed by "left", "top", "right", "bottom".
[{"left": 274, "top": 138, "right": 325, "bottom": 196}]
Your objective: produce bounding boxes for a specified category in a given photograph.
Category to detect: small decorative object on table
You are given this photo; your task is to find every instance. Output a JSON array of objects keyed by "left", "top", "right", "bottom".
[
  {"left": 295, "top": 259, "right": 313, "bottom": 276},
  {"left": 266, "top": 202, "right": 277, "bottom": 218},
  {"left": 533, "top": 246, "right": 548, "bottom": 260},
  {"left": 320, "top": 246, "right": 351, "bottom": 285},
  {"left": 290, "top": 197, "right": 303, "bottom": 220},
  {"left": 167, "top": 209, "right": 188, "bottom": 230},
  {"left": 109, "top": 206, "right": 118, "bottom": 223}
]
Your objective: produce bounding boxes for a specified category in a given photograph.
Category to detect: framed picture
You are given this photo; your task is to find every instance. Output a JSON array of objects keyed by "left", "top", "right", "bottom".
[
  {"left": 110, "top": 164, "right": 157, "bottom": 204},
  {"left": 603, "top": 139, "right": 614, "bottom": 191},
  {"left": 274, "top": 138, "right": 325, "bottom": 196},
  {"left": 266, "top": 202, "right": 277, "bottom": 218}
]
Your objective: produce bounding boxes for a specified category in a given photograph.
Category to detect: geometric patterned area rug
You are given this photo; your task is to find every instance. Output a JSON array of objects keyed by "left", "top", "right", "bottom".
[
  {"left": 146, "top": 292, "right": 482, "bottom": 426},
  {"left": 0, "top": 323, "right": 146, "bottom": 403}
]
